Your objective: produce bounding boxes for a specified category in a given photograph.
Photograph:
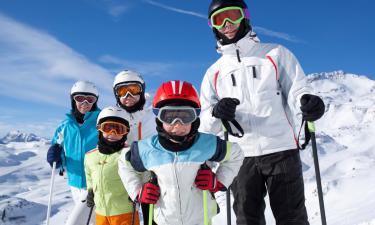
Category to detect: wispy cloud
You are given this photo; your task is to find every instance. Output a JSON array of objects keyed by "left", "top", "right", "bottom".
[
  {"left": 99, "top": 54, "right": 177, "bottom": 78},
  {"left": 0, "top": 13, "right": 115, "bottom": 107},
  {"left": 253, "top": 26, "right": 303, "bottom": 43},
  {"left": 143, "top": 0, "right": 303, "bottom": 43},
  {"left": 108, "top": 4, "right": 129, "bottom": 18},
  {"left": 144, "top": 0, "right": 206, "bottom": 19}
]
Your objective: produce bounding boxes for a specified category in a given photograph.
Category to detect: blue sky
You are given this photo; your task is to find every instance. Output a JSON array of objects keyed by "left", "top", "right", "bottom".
[{"left": 0, "top": 0, "right": 374, "bottom": 138}]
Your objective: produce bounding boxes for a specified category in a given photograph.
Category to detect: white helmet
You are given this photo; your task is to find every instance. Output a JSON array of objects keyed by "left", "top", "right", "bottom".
[
  {"left": 97, "top": 106, "right": 130, "bottom": 125},
  {"left": 71, "top": 81, "right": 99, "bottom": 96},
  {"left": 113, "top": 70, "right": 145, "bottom": 88}
]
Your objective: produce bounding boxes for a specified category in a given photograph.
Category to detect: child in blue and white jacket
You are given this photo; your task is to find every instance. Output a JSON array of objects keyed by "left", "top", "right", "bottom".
[{"left": 119, "top": 80, "right": 244, "bottom": 225}]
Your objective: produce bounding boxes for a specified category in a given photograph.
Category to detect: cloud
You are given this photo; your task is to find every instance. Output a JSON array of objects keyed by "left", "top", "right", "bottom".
[
  {"left": 99, "top": 54, "right": 177, "bottom": 78},
  {"left": 0, "top": 120, "right": 58, "bottom": 139},
  {"left": 108, "top": 4, "right": 129, "bottom": 18},
  {"left": 144, "top": 0, "right": 206, "bottom": 19},
  {"left": 253, "top": 26, "right": 304, "bottom": 43},
  {"left": 143, "top": 0, "right": 303, "bottom": 43},
  {"left": 0, "top": 13, "right": 115, "bottom": 107}
]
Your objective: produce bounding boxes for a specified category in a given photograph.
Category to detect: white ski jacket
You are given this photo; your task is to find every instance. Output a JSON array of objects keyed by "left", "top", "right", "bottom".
[
  {"left": 126, "top": 106, "right": 156, "bottom": 144},
  {"left": 118, "top": 133, "right": 244, "bottom": 225},
  {"left": 199, "top": 32, "right": 312, "bottom": 157}
]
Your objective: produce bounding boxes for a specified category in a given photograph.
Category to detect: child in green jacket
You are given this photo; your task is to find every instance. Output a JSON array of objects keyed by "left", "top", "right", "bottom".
[{"left": 84, "top": 106, "right": 139, "bottom": 225}]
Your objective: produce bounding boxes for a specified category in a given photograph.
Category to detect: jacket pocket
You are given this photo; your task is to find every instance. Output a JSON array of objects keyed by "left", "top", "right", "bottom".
[{"left": 215, "top": 72, "right": 244, "bottom": 103}]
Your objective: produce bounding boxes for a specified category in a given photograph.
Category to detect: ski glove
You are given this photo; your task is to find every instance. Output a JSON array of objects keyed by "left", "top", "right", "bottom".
[
  {"left": 86, "top": 189, "right": 95, "bottom": 208},
  {"left": 212, "top": 98, "right": 240, "bottom": 121},
  {"left": 300, "top": 94, "right": 325, "bottom": 121},
  {"left": 46, "top": 143, "right": 63, "bottom": 168},
  {"left": 195, "top": 167, "right": 226, "bottom": 193},
  {"left": 137, "top": 182, "right": 160, "bottom": 204}
]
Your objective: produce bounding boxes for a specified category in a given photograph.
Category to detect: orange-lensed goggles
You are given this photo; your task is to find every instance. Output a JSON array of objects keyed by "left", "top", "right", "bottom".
[
  {"left": 73, "top": 95, "right": 97, "bottom": 104},
  {"left": 115, "top": 83, "right": 142, "bottom": 97},
  {"left": 97, "top": 121, "right": 129, "bottom": 135}
]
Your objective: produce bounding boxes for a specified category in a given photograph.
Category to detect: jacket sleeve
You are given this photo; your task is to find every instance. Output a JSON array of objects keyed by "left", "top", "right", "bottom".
[
  {"left": 199, "top": 69, "right": 224, "bottom": 135},
  {"left": 267, "top": 45, "right": 313, "bottom": 116},
  {"left": 50, "top": 122, "right": 66, "bottom": 167},
  {"left": 209, "top": 138, "right": 244, "bottom": 188},
  {"left": 118, "top": 143, "right": 145, "bottom": 201},
  {"left": 84, "top": 156, "right": 92, "bottom": 190}
]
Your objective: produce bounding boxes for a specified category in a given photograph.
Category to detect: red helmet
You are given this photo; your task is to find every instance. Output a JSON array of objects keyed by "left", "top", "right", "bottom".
[{"left": 153, "top": 80, "right": 201, "bottom": 108}]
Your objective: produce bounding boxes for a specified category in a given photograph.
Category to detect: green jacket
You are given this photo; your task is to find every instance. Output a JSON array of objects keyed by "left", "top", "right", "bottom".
[{"left": 84, "top": 148, "right": 133, "bottom": 216}]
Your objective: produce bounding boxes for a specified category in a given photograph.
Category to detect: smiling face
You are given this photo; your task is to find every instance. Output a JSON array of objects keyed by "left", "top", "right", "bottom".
[
  {"left": 119, "top": 94, "right": 140, "bottom": 107},
  {"left": 75, "top": 101, "right": 93, "bottom": 114},
  {"left": 218, "top": 21, "right": 241, "bottom": 40},
  {"left": 162, "top": 121, "right": 192, "bottom": 141}
]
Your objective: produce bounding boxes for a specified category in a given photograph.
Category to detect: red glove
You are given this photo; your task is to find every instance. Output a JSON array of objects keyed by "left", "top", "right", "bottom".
[
  {"left": 195, "top": 168, "right": 225, "bottom": 193},
  {"left": 138, "top": 182, "right": 160, "bottom": 204}
]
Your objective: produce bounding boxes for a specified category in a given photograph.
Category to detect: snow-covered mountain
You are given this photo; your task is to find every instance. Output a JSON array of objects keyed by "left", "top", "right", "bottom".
[
  {"left": 0, "top": 71, "right": 374, "bottom": 225},
  {"left": 0, "top": 131, "right": 48, "bottom": 144}
]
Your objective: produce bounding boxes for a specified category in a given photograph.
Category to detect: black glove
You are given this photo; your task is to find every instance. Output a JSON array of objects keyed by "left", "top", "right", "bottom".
[
  {"left": 212, "top": 98, "right": 240, "bottom": 121},
  {"left": 300, "top": 94, "right": 325, "bottom": 121},
  {"left": 86, "top": 189, "right": 95, "bottom": 208},
  {"left": 46, "top": 144, "right": 63, "bottom": 168}
]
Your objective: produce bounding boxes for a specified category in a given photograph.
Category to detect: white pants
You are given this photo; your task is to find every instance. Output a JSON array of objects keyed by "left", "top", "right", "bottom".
[{"left": 65, "top": 186, "right": 96, "bottom": 225}]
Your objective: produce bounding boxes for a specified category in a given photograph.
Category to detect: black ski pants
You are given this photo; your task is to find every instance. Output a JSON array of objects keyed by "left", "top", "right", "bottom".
[{"left": 231, "top": 149, "right": 309, "bottom": 225}]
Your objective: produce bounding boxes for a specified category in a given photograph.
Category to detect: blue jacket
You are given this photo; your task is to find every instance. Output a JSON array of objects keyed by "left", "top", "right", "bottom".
[{"left": 51, "top": 110, "right": 100, "bottom": 189}]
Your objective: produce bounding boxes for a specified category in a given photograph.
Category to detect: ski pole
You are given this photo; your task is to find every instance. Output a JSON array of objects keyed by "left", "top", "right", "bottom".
[
  {"left": 46, "top": 161, "right": 56, "bottom": 225},
  {"left": 86, "top": 206, "right": 94, "bottom": 225},
  {"left": 148, "top": 171, "right": 157, "bottom": 225},
  {"left": 200, "top": 163, "right": 210, "bottom": 225},
  {"left": 308, "top": 121, "right": 327, "bottom": 225},
  {"left": 224, "top": 131, "right": 231, "bottom": 225}
]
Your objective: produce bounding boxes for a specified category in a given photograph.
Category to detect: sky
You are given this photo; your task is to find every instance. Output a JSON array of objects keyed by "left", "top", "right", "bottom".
[{"left": 0, "top": 0, "right": 374, "bottom": 138}]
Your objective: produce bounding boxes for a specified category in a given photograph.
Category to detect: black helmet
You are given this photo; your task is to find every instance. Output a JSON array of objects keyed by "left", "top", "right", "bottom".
[{"left": 208, "top": 0, "right": 248, "bottom": 18}]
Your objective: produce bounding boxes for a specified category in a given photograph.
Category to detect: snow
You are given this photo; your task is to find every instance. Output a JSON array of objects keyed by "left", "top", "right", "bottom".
[{"left": 0, "top": 71, "right": 374, "bottom": 224}]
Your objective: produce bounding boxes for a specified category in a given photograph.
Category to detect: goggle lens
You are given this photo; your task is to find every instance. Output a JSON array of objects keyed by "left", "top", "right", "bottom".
[
  {"left": 73, "top": 95, "right": 97, "bottom": 104},
  {"left": 153, "top": 106, "right": 200, "bottom": 125},
  {"left": 97, "top": 121, "right": 129, "bottom": 135},
  {"left": 116, "top": 83, "right": 142, "bottom": 97},
  {"left": 210, "top": 7, "right": 245, "bottom": 29}
]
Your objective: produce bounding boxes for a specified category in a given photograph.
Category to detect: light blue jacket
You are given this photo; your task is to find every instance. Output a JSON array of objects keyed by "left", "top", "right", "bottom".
[{"left": 51, "top": 110, "right": 100, "bottom": 189}]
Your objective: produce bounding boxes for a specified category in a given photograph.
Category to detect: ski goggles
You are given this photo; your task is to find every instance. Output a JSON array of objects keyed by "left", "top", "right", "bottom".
[
  {"left": 97, "top": 121, "right": 129, "bottom": 135},
  {"left": 73, "top": 95, "right": 97, "bottom": 104},
  {"left": 115, "top": 83, "right": 143, "bottom": 97},
  {"left": 153, "top": 106, "right": 200, "bottom": 125},
  {"left": 209, "top": 6, "right": 247, "bottom": 30}
]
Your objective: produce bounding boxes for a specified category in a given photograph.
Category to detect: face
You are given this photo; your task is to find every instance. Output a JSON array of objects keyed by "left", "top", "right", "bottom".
[
  {"left": 102, "top": 132, "right": 123, "bottom": 142},
  {"left": 75, "top": 101, "right": 93, "bottom": 114},
  {"left": 120, "top": 95, "right": 141, "bottom": 107},
  {"left": 162, "top": 122, "right": 192, "bottom": 140},
  {"left": 218, "top": 22, "right": 240, "bottom": 40}
]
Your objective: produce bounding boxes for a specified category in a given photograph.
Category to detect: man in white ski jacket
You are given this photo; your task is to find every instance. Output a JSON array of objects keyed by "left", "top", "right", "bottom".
[{"left": 200, "top": 0, "right": 325, "bottom": 224}]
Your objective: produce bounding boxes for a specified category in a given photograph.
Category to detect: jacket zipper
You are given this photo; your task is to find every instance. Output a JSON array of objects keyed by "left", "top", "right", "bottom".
[
  {"left": 173, "top": 152, "right": 184, "bottom": 225},
  {"left": 99, "top": 155, "right": 107, "bottom": 215}
]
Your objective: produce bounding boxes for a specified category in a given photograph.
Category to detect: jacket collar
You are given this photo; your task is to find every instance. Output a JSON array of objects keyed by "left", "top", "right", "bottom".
[
  {"left": 66, "top": 109, "right": 100, "bottom": 124},
  {"left": 216, "top": 31, "right": 260, "bottom": 57}
]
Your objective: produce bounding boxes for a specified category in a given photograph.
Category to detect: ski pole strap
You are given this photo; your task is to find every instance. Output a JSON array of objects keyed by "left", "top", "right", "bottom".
[
  {"left": 297, "top": 119, "right": 312, "bottom": 150},
  {"left": 221, "top": 119, "right": 244, "bottom": 138}
]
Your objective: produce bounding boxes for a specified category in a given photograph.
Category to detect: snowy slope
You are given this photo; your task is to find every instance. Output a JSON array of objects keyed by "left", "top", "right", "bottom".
[{"left": 0, "top": 71, "right": 374, "bottom": 225}]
